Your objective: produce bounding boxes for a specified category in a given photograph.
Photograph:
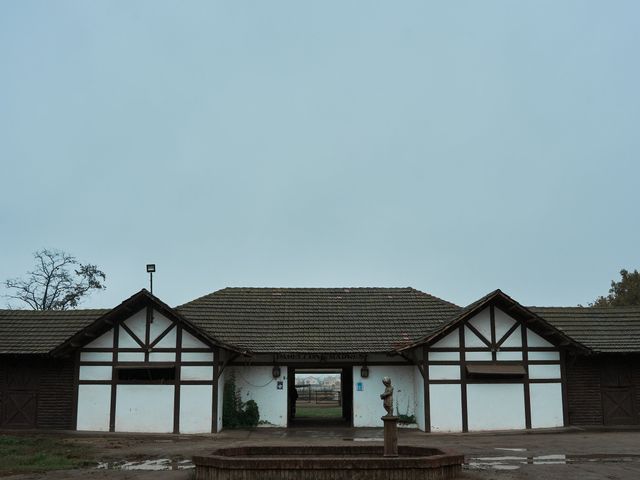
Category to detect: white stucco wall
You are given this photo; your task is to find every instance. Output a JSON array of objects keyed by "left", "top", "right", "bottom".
[
  {"left": 75, "top": 305, "right": 223, "bottom": 434},
  {"left": 182, "top": 330, "right": 208, "bottom": 348},
  {"left": 467, "top": 384, "right": 526, "bottom": 431},
  {"left": 530, "top": 383, "right": 564, "bottom": 428},
  {"left": 115, "top": 385, "right": 174, "bottom": 433},
  {"left": 181, "top": 366, "right": 214, "bottom": 381},
  {"left": 529, "top": 364, "right": 561, "bottom": 379},
  {"left": 429, "top": 384, "right": 462, "bottom": 432},
  {"left": 352, "top": 365, "right": 416, "bottom": 427},
  {"left": 527, "top": 329, "right": 553, "bottom": 347},
  {"left": 424, "top": 306, "right": 564, "bottom": 433},
  {"left": 77, "top": 385, "right": 111, "bottom": 431},
  {"left": 432, "top": 330, "right": 459, "bottom": 348},
  {"left": 84, "top": 329, "right": 113, "bottom": 348},
  {"left": 123, "top": 309, "right": 147, "bottom": 341},
  {"left": 230, "top": 366, "right": 288, "bottom": 427},
  {"left": 149, "top": 312, "right": 173, "bottom": 343},
  {"left": 413, "top": 366, "right": 425, "bottom": 431},
  {"left": 180, "top": 385, "right": 212, "bottom": 433},
  {"left": 80, "top": 351, "right": 112, "bottom": 362},
  {"left": 79, "top": 365, "right": 111, "bottom": 381}
]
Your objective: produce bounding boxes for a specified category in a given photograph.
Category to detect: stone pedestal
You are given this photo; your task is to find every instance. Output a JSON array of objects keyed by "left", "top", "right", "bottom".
[{"left": 382, "top": 415, "right": 399, "bottom": 457}]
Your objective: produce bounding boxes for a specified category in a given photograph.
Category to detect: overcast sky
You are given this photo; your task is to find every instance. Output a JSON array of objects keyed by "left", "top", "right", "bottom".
[{"left": 1, "top": 1, "right": 639, "bottom": 310}]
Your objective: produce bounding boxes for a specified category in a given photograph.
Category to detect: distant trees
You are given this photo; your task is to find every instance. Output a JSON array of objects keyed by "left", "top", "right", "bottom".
[
  {"left": 4, "top": 249, "right": 106, "bottom": 310},
  {"left": 591, "top": 269, "right": 640, "bottom": 307}
]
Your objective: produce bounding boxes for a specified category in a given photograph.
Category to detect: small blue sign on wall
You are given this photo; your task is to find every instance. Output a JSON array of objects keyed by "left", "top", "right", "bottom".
[
  {"left": 356, "top": 382, "right": 363, "bottom": 391},
  {"left": 277, "top": 381, "right": 283, "bottom": 390}
]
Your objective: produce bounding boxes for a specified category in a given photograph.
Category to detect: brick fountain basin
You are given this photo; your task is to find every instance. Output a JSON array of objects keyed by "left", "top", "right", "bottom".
[{"left": 193, "top": 445, "right": 463, "bottom": 480}]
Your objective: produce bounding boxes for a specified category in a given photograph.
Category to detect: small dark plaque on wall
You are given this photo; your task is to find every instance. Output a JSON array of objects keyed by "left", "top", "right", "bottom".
[{"left": 277, "top": 381, "right": 283, "bottom": 390}]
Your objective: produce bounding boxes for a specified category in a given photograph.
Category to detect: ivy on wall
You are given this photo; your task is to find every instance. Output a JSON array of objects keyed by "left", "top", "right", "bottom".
[
  {"left": 396, "top": 398, "right": 416, "bottom": 425},
  {"left": 222, "top": 372, "right": 260, "bottom": 428}
]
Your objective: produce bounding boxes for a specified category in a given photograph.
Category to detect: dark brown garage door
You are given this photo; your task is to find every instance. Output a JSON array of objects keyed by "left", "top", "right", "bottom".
[{"left": 601, "top": 361, "right": 637, "bottom": 425}]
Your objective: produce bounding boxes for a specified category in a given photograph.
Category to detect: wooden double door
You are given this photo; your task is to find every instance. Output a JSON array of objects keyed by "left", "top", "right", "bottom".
[
  {"left": 1, "top": 364, "right": 38, "bottom": 428},
  {"left": 601, "top": 361, "right": 637, "bottom": 425}
]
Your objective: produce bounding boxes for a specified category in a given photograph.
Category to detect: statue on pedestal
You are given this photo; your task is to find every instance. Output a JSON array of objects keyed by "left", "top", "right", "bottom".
[{"left": 380, "top": 376, "right": 394, "bottom": 417}]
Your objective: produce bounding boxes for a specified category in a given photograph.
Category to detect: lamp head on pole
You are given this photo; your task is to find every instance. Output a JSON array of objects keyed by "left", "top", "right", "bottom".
[{"left": 146, "top": 264, "right": 156, "bottom": 294}]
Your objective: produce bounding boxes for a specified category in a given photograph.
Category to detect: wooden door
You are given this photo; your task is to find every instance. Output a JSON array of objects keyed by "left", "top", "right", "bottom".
[
  {"left": 601, "top": 361, "right": 637, "bottom": 425},
  {"left": 2, "top": 365, "right": 38, "bottom": 428}
]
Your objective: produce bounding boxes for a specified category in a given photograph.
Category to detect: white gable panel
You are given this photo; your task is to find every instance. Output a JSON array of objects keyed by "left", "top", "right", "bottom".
[
  {"left": 118, "top": 326, "right": 140, "bottom": 348},
  {"left": 181, "top": 366, "right": 214, "bottom": 381},
  {"left": 466, "top": 351, "right": 492, "bottom": 361},
  {"left": 467, "top": 308, "right": 492, "bottom": 342},
  {"left": 432, "top": 330, "right": 459, "bottom": 348},
  {"left": 149, "top": 312, "right": 173, "bottom": 344},
  {"left": 494, "top": 308, "right": 517, "bottom": 341},
  {"left": 529, "top": 364, "right": 561, "bottom": 380},
  {"left": 527, "top": 329, "right": 554, "bottom": 348},
  {"left": 123, "top": 310, "right": 147, "bottom": 344},
  {"left": 529, "top": 351, "right": 560, "bottom": 361},
  {"left": 149, "top": 352, "right": 176, "bottom": 362},
  {"left": 80, "top": 352, "right": 113, "bottom": 362},
  {"left": 428, "top": 365, "right": 460, "bottom": 380},
  {"left": 496, "top": 351, "right": 522, "bottom": 361},
  {"left": 182, "top": 352, "right": 214, "bottom": 362},
  {"left": 154, "top": 327, "right": 177, "bottom": 348},
  {"left": 464, "top": 326, "right": 487, "bottom": 348},
  {"left": 182, "top": 330, "right": 208, "bottom": 348},
  {"left": 428, "top": 351, "right": 460, "bottom": 361},
  {"left": 500, "top": 326, "right": 522, "bottom": 348},
  {"left": 118, "top": 352, "right": 145, "bottom": 362},
  {"left": 79, "top": 366, "right": 112, "bottom": 381},
  {"left": 85, "top": 330, "right": 113, "bottom": 349}
]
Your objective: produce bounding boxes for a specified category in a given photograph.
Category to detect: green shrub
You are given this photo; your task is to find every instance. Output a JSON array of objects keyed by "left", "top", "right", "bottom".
[
  {"left": 243, "top": 400, "right": 259, "bottom": 426},
  {"left": 398, "top": 414, "right": 416, "bottom": 424},
  {"left": 222, "top": 373, "right": 260, "bottom": 428}
]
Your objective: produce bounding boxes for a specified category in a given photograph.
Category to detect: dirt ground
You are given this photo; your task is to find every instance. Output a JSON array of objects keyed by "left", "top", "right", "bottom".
[{"left": 2, "top": 426, "right": 640, "bottom": 480}]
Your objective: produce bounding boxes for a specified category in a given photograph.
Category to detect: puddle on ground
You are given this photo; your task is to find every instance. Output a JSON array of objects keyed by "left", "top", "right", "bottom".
[
  {"left": 466, "top": 453, "right": 640, "bottom": 471},
  {"left": 343, "top": 437, "right": 384, "bottom": 442},
  {"left": 97, "top": 459, "right": 194, "bottom": 471}
]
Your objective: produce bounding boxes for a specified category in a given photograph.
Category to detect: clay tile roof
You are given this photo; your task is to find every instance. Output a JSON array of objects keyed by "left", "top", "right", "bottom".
[
  {"left": 176, "top": 287, "right": 462, "bottom": 353},
  {"left": 0, "top": 309, "right": 110, "bottom": 354},
  {"left": 530, "top": 306, "right": 640, "bottom": 353}
]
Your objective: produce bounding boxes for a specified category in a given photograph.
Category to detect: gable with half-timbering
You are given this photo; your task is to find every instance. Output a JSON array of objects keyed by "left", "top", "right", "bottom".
[
  {"left": 424, "top": 303, "right": 565, "bottom": 432},
  {"left": 76, "top": 306, "right": 220, "bottom": 434}
]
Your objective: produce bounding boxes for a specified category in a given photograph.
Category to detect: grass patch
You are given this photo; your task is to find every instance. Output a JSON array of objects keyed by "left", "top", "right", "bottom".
[
  {"left": 0, "top": 435, "right": 92, "bottom": 475},
  {"left": 295, "top": 406, "right": 343, "bottom": 418}
]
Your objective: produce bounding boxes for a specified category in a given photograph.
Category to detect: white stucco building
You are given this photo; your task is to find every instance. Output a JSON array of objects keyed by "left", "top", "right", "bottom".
[{"left": 1, "top": 287, "right": 639, "bottom": 432}]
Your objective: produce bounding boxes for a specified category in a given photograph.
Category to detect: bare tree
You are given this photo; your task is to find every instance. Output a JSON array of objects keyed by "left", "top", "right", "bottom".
[{"left": 4, "top": 249, "right": 106, "bottom": 310}]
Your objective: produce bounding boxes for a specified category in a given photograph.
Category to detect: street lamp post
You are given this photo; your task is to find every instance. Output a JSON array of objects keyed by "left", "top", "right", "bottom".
[{"left": 146, "top": 264, "right": 156, "bottom": 294}]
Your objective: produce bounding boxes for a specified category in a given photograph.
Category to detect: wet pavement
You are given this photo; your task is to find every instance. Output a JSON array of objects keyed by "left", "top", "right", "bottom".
[
  {"left": 96, "top": 459, "right": 194, "bottom": 471},
  {"left": 2, "top": 427, "right": 640, "bottom": 479}
]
